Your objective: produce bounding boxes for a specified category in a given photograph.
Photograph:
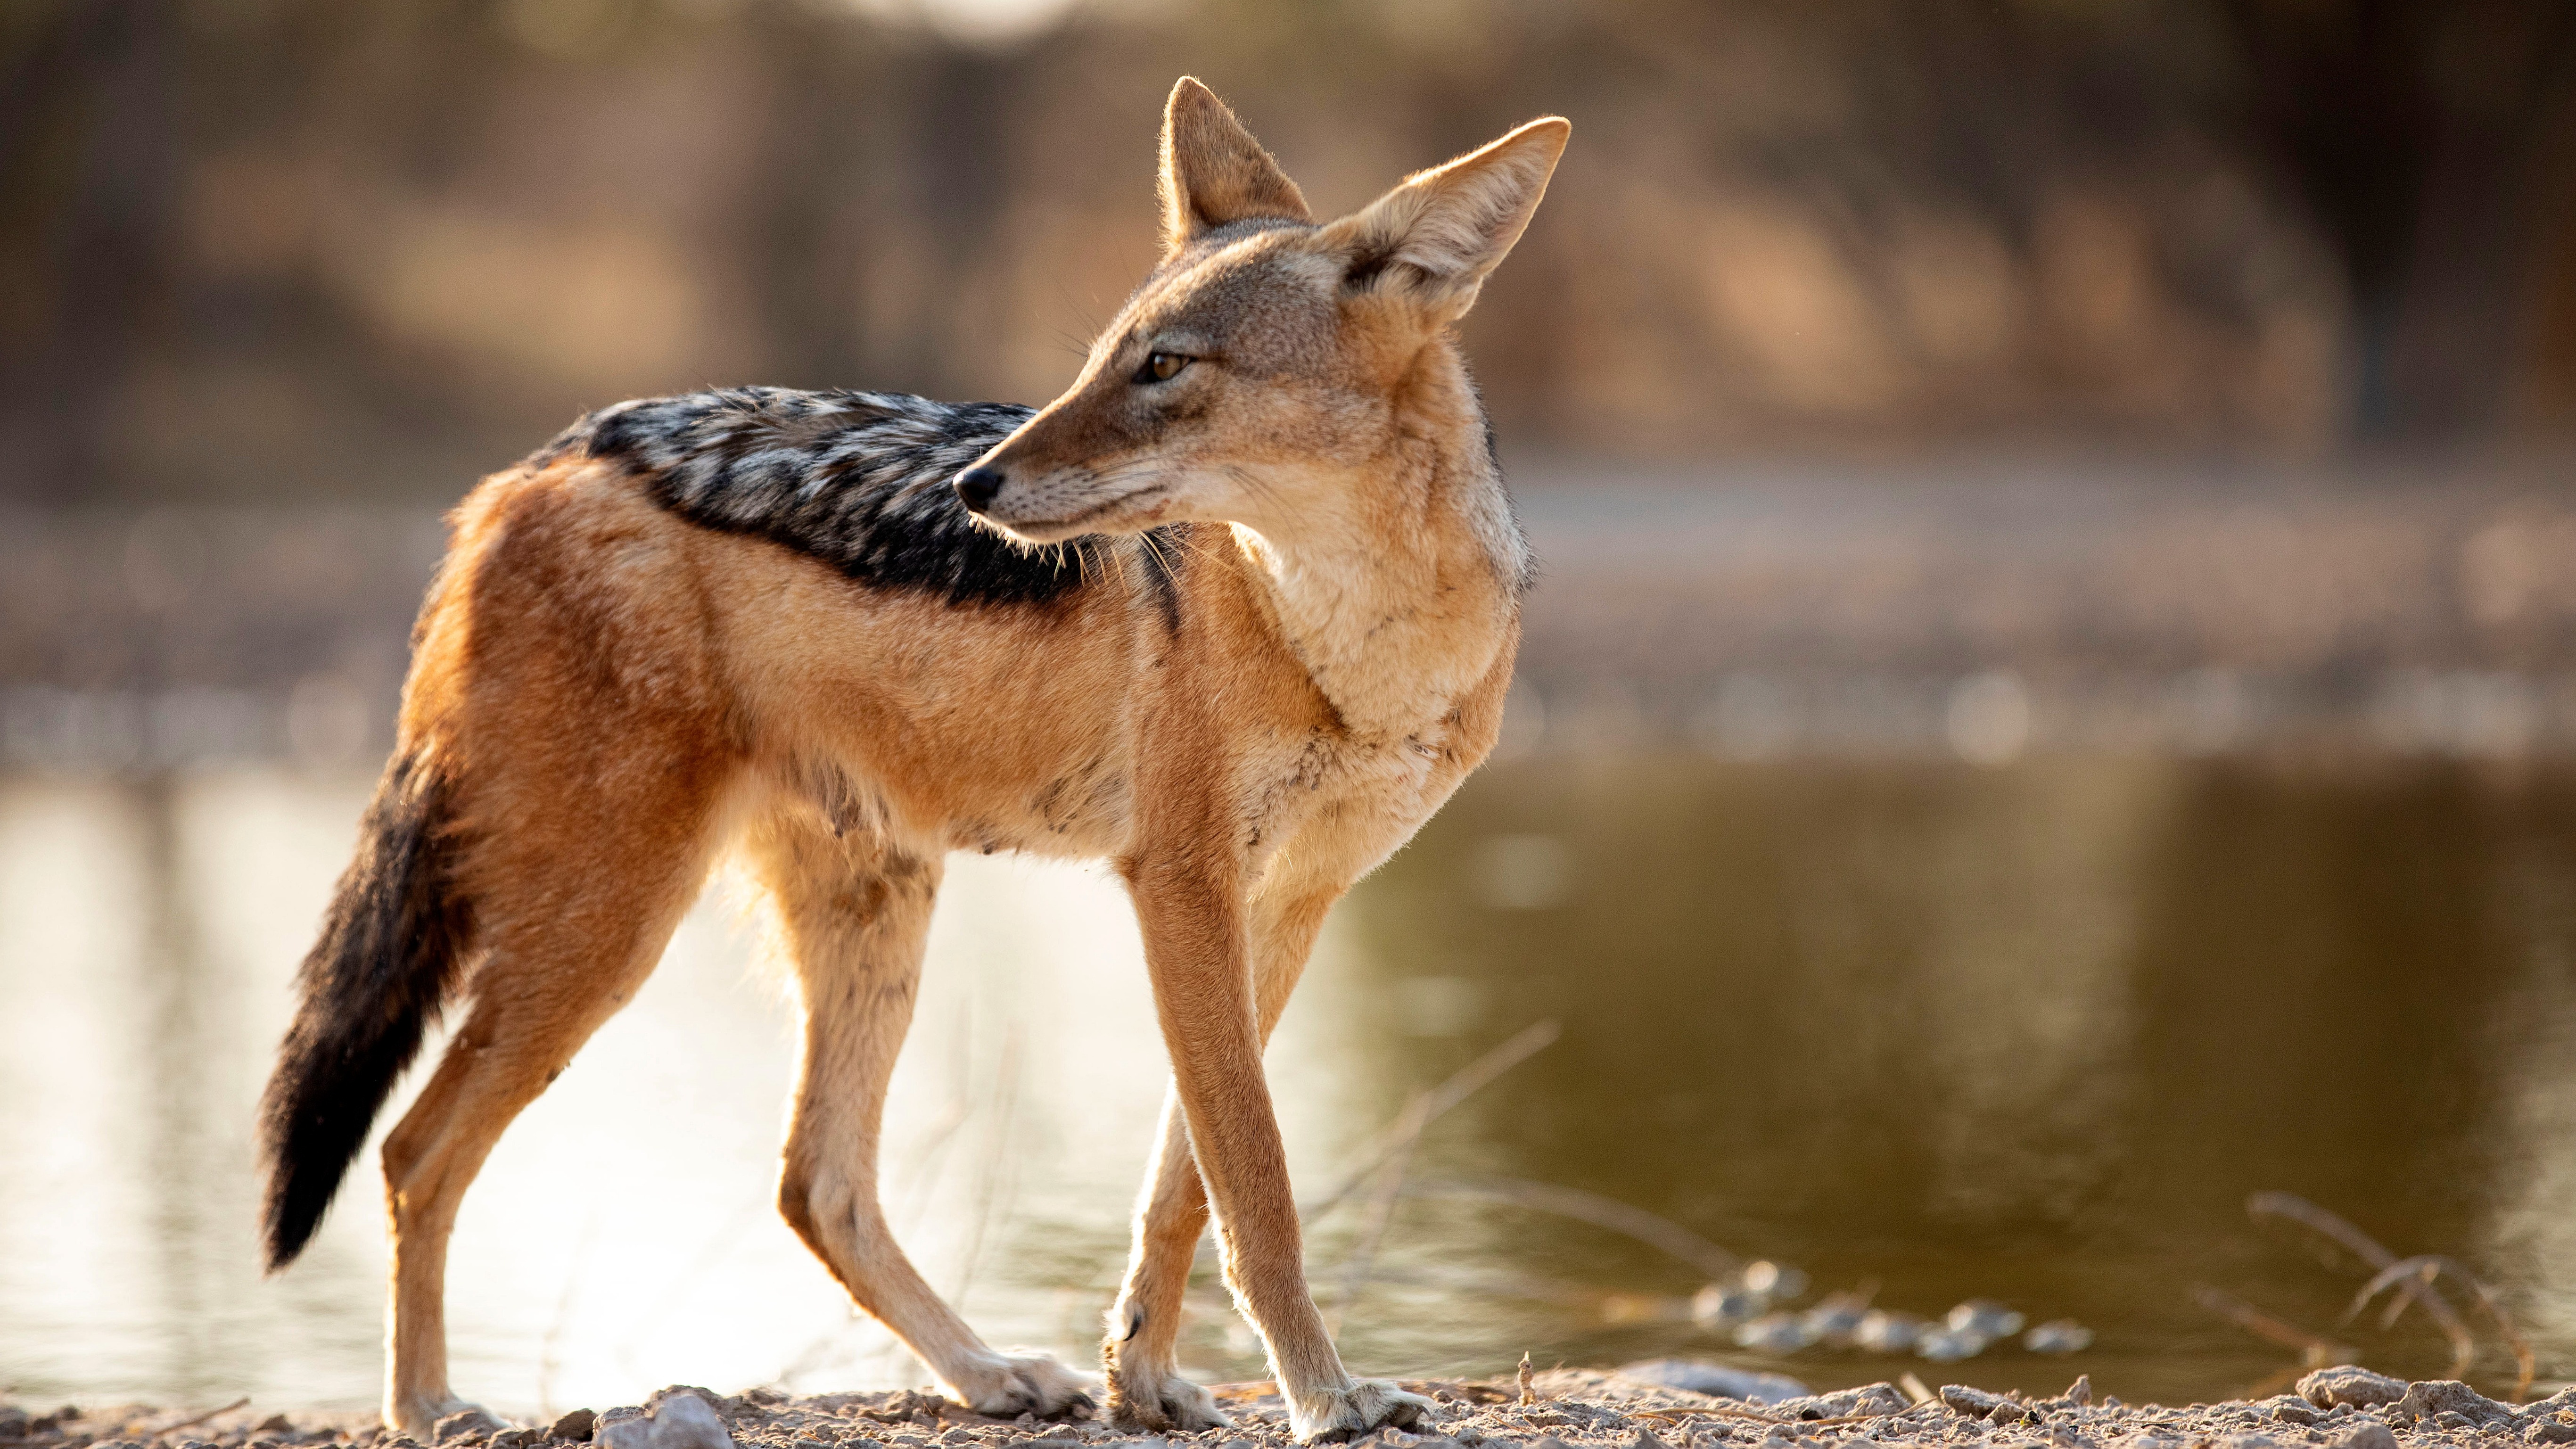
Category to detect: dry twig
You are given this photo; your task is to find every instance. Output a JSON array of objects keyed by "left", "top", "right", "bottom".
[
  {"left": 2248, "top": 1192, "right": 2461, "bottom": 1334},
  {"left": 2351, "top": 1255, "right": 2535, "bottom": 1403},
  {"left": 1405, "top": 1175, "right": 1743, "bottom": 1282},
  {"left": 2193, "top": 1284, "right": 2355, "bottom": 1368},
  {"left": 1324, "top": 1088, "right": 1434, "bottom": 1330},
  {"left": 1302, "top": 1019, "right": 1562, "bottom": 1224},
  {"left": 147, "top": 1400, "right": 250, "bottom": 1439}
]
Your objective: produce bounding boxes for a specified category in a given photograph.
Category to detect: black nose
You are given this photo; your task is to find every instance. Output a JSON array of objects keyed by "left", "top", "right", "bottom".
[{"left": 955, "top": 467, "right": 1005, "bottom": 511}]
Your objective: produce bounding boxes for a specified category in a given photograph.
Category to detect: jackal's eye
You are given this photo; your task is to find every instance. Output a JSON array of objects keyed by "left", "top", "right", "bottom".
[{"left": 1136, "top": 352, "right": 1190, "bottom": 384}]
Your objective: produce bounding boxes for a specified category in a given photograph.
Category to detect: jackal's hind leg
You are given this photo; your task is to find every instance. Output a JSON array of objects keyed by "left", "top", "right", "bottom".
[
  {"left": 754, "top": 818, "right": 1094, "bottom": 1419},
  {"left": 379, "top": 774, "right": 721, "bottom": 1434},
  {"left": 1103, "top": 1090, "right": 1228, "bottom": 1433}
]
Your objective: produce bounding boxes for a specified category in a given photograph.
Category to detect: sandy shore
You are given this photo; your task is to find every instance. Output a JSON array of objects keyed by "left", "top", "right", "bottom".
[{"left": 8, "top": 1367, "right": 2569, "bottom": 1449}]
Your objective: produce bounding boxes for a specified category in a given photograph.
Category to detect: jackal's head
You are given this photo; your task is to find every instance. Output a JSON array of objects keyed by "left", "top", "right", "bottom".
[{"left": 955, "top": 79, "right": 1568, "bottom": 545}]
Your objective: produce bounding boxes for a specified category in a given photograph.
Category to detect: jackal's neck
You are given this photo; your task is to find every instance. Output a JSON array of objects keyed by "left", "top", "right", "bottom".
[{"left": 1230, "top": 351, "right": 1525, "bottom": 737}]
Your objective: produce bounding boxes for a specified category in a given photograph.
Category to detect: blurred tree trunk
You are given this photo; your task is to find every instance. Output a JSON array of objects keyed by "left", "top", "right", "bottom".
[
  {"left": 2226, "top": 0, "right": 2576, "bottom": 442},
  {"left": 0, "top": 0, "right": 182, "bottom": 505}
]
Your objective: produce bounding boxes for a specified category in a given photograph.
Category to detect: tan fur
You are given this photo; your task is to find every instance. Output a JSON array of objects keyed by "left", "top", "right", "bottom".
[{"left": 350, "top": 78, "right": 1565, "bottom": 1441}]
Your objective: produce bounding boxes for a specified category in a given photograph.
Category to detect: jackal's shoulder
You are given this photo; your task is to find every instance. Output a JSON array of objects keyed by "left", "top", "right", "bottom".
[{"left": 531, "top": 386, "right": 1128, "bottom": 609}]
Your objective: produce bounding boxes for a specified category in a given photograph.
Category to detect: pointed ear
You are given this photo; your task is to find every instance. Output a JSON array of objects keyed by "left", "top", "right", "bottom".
[
  {"left": 1160, "top": 77, "right": 1311, "bottom": 254},
  {"left": 1319, "top": 116, "right": 1570, "bottom": 318}
]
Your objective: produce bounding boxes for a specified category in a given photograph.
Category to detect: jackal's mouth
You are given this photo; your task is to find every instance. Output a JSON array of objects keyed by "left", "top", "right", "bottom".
[{"left": 988, "top": 481, "right": 1172, "bottom": 542}]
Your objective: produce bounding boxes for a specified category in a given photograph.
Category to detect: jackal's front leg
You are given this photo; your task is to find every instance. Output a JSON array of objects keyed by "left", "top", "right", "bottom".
[
  {"left": 1121, "top": 861, "right": 1429, "bottom": 1442},
  {"left": 1105, "top": 885, "right": 1342, "bottom": 1432}
]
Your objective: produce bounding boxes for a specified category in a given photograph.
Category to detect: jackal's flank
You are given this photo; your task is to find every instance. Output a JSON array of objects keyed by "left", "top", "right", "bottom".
[{"left": 257, "top": 78, "right": 1569, "bottom": 1443}]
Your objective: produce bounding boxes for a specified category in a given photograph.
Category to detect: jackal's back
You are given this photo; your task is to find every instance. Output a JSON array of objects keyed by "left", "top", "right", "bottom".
[{"left": 546, "top": 386, "right": 1160, "bottom": 609}]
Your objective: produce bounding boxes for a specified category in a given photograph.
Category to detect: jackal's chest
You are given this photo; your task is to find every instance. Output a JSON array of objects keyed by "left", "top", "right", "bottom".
[{"left": 1235, "top": 716, "right": 1482, "bottom": 877}]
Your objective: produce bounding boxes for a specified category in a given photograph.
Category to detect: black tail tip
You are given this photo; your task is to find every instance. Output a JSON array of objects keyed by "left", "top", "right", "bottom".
[{"left": 261, "top": 1150, "right": 334, "bottom": 1273}]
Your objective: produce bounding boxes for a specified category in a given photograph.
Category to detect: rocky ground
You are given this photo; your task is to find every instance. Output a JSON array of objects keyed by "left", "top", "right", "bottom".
[{"left": 5, "top": 1366, "right": 2569, "bottom": 1449}]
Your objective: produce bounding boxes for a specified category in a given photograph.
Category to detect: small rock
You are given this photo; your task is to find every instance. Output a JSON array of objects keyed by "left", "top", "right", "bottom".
[
  {"left": 2066, "top": 1377, "right": 2095, "bottom": 1409},
  {"left": 260, "top": 1419, "right": 297, "bottom": 1436},
  {"left": 1799, "top": 1296, "right": 1871, "bottom": 1346},
  {"left": 1947, "top": 1301, "right": 2028, "bottom": 1339},
  {"left": 437, "top": 1414, "right": 505, "bottom": 1445},
  {"left": 2333, "top": 1424, "right": 2397, "bottom": 1449},
  {"left": 1693, "top": 1285, "right": 1761, "bottom": 1328},
  {"left": 1734, "top": 1312, "right": 1818, "bottom": 1353},
  {"left": 2528, "top": 1417, "right": 2576, "bottom": 1445},
  {"left": 2400, "top": 1383, "right": 2519, "bottom": 1428},
  {"left": 1942, "top": 1387, "right": 2009, "bottom": 1419},
  {"left": 1853, "top": 1310, "right": 1927, "bottom": 1354},
  {"left": 0, "top": 1411, "right": 31, "bottom": 1438},
  {"left": 1614, "top": 1362, "right": 1810, "bottom": 1405},
  {"left": 1740, "top": 1261, "right": 1809, "bottom": 1301},
  {"left": 2299, "top": 1370, "right": 2410, "bottom": 1411},
  {"left": 648, "top": 1396, "right": 735, "bottom": 1449},
  {"left": 551, "top": 1413, "right": 597, "bottom": 1443},
  {"left": 1918, "top": 1328, "right": 1993, "bottom": 1363},
  {"left": 2266, "top": 1398, "right": 2318, "bottom": 1426},
  {"left": 1769, "top": 1385, "right": 1909, "bottom": 1421},
  {"left": 600, "top": 1422, "right": 652, "bottom": 1449},
  {"left": 1630, "top": 1433, "right": 1670, "bottom": 1449},
  {"left": 2025, "top": 1321, "right": 2094, "bottom": 1355}
]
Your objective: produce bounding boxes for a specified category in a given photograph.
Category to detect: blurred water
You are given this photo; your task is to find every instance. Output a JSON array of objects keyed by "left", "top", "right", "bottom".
[{"left": 3, "top": 756, "right": 2572, "bottom": 1414}]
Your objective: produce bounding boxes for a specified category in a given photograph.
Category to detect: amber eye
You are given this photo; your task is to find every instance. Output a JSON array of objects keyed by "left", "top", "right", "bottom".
[{"left": 1136, "top": 351, "right": 1190, "bottom": 384}]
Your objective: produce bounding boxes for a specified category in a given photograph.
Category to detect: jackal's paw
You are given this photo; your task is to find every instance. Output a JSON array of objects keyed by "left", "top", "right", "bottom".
[
  {"left": 1103, "top": 1359, "right": 1229, "bottom": 1433},
  {"left": 951, "top": 1349, "right": 1097, "bottom": 1419},
  {"left": 1291, "top": 1379, "right": 1433, "bottom": 1444}
]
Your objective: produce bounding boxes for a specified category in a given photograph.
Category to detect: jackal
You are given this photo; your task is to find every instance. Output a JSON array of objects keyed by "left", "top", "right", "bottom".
[{"left": 257, "top": 78, "right": 1567, "bottom": 1442}]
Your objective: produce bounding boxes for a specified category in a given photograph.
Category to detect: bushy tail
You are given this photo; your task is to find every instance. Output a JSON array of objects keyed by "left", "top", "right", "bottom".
[{"left": 258, "top": 749, "right": 475, "bottom": 1271}]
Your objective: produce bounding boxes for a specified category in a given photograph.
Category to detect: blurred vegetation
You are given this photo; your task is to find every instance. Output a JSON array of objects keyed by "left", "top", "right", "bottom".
[{"left": 4, "top": 0, "right": 2575, "bottom": 504}]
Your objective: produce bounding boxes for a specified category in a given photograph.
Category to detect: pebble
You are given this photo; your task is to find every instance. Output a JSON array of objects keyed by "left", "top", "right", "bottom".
[
  {"left": 2023, "top": 1320, "right": 2092, "bottom": 1355},
  {"left": 553, "top": 1411, "right": 599, "bottom": 1442},
  {"left": 1942, "top": 1386, "right": 2010, "bottom": 1419},
  {"left": 2299, "top": 1369, "right": 2410, "bottom": 1411},
  {"left": 1616, "top": 1360, "right": 1811, "bottom": 1405},
  {"left": 1735, "top": 1312, "right": 1819, "bottom": 1352},
  {"left": 1740, "top": 1261, "right": 1810, "bottom": 1301},
  {"left": 2268, "top": 1397, "right": 2320, "bottom": 1426},
  {"left": 2335, "top": 1424, "right": 2399, "bottom": 1449},
  {"left": 1852, "top": 1310, "right": 1926, "bottom": 1354},
  {"left": 1693, "top": 1285, "right": 1761, "bottom": 1328},
  {"left": 1916, "top": 1327, "right": 1992, "bottom": 1362},
  {"left": 1799, "top": 1297, "right": 1870, "bottom": 1347},
  {"left": 1768, "top": 1384, "right": 1910, "bottom": 1421},
  {"left": 1945, "top": 1301, "right": 2027, "bottom": 1340},
  {"left": 2395, "top": 1383, "right": 2518, "bottom": 1429}
]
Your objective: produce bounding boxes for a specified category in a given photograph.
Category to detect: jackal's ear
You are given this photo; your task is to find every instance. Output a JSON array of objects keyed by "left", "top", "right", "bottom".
[
  {"left": 1160, "top": 77, "right": 1311, "bottom": 254},
  {"left": 1320, "top": 116, "right": 1570, "bottom": 319}
]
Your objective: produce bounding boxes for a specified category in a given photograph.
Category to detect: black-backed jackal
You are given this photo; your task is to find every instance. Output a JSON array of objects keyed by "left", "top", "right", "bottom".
[{"left": 257, "top": 78, "right": 1568, "bottom": 1443}]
